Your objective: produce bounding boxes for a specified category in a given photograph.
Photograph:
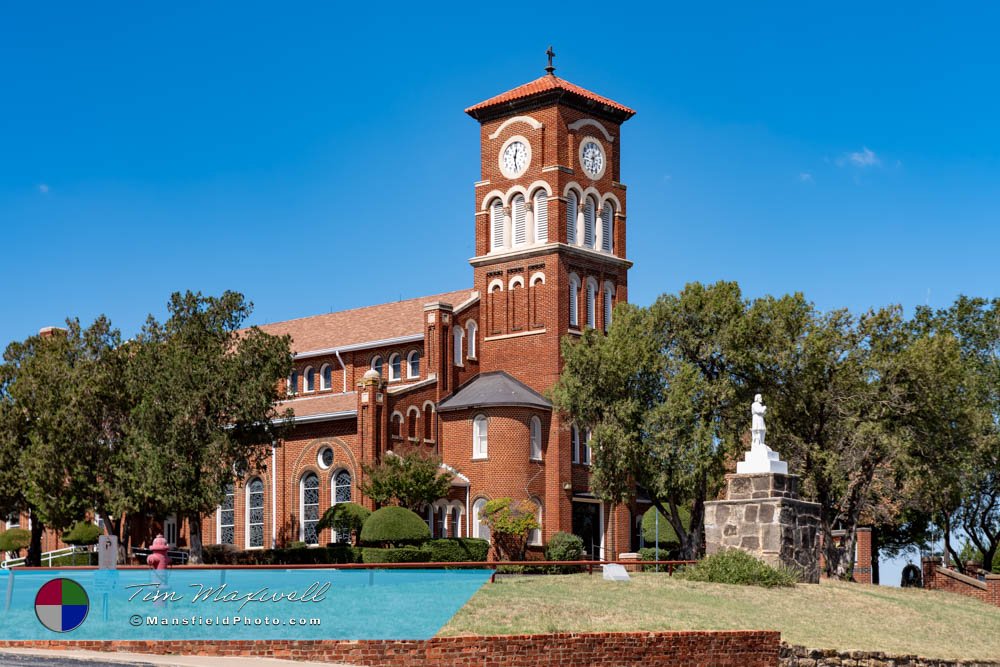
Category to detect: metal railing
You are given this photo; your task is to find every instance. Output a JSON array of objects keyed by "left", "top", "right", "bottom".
[
  {"left": 1, "top": 546, "right": 87, "bottom": 569},
  {"left": 130, "top": 547, "right": 190, "bottom": 566}
]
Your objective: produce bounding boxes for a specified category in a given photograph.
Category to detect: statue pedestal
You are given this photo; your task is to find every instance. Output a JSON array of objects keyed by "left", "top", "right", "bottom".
[
  {"left": 736, "top": 443, "right": 788, "bottom": 474},
  {"left": 704, "top": 472, "right": 820, "bottom": 583}
]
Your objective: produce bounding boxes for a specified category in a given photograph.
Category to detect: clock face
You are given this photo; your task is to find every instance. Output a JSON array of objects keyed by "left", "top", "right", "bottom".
[
  {"left": 501, "top": 140, "right": 529, "bottom": 177},
  {"left": 580, "top": 140, "right": 605, "bottom": 178}
]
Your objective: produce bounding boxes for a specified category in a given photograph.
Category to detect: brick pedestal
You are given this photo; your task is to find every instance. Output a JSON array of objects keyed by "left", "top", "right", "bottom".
[{"left": 704, "top": 473, "right": 821, "bottom": 583}]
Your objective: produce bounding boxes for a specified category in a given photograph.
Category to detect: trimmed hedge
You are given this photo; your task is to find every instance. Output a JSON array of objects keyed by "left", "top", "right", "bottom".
[
  {"left": 0, "top": 528, "right": 30, "bottom": 554},
  {"left": 62, "top": 521, "right": 101, "bottom": 546},
  {"left": 360, "top": 506, "right": 430, "bottom": 545},
  {"left": 201, "top": 544, "right": 361, "bottom": 566},
  {"left": 362, "top": 546, "right": 428, "bottom": 564},
  {"left": 423, "top": 538, "right": 490, "bottom": 562}
]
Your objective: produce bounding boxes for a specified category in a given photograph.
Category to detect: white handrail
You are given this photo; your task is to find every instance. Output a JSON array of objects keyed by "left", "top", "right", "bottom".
[{"left": 1, "top": 545, "right": 91, "bottom": 569}]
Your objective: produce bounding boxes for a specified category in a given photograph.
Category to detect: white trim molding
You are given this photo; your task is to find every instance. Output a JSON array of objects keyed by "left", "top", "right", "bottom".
[
  {"left": 568, "top": 118, "right": 615, "bottom": 142},
  {"left": 488, "top": 115, "right": 543, "bottom": 139}
]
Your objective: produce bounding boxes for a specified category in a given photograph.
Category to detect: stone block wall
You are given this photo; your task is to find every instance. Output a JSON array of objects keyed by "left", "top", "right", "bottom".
[{"left": 781, "top": 644, "right": 1000, "bottom": 667}]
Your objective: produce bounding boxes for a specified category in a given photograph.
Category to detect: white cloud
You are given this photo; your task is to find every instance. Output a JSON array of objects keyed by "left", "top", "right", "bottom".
[
  {"left": 799, "top": 172, "right": 814, "bottom": 183},
  {"left": 838, "top": 147, "right": 881, "bottom": 168},
  {"left": 38, "top": 183, "right": 50, "bottom": 194}
]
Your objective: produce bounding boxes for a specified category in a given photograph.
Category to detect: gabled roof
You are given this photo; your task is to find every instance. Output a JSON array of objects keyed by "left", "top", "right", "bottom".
[
  {"left": 255, "top": 289, "right": 474, "bottom": 355},
  {"left": 465, "top": 74, "right": 635, "bottom": 122},
  {"left": 437, "top": 371, "right": 552, "bottom": 412},
  {"left": 277, "top": 392, "right": 357, "bottom": 423}
]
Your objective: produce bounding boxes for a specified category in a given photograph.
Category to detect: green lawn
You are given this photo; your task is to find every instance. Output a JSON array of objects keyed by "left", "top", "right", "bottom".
[{"left": 440, "top": 573, "right": 1000, "bottom": 661}]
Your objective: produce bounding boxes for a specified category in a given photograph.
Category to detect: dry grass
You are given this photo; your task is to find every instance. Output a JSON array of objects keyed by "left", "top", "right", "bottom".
[{"left": 440, "top": 573, "right": 1000, "bottom": 661}]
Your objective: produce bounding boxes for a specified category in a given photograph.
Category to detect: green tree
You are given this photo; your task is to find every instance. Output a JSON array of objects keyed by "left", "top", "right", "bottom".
[
  {"left": 481, "top": 498, "right": 540, "bottom": 560},
  {"left": 127, "top": 291, "right": 293, "bottom": 563},
  {"left": 317, "top": 502, "right": 370, "bottom": 546},
  {"left": 360, "top": 451, "right": 454, "bottom": 512},
  {"left": 551, "top": 282, "right": 746, "bottom": 559}
]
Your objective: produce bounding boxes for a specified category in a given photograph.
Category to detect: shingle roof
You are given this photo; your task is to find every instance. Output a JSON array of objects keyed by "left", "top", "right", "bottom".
[
  {"left": 465, "top": 74, "right": 635, "bottom": 119},
  {"left": 255, "top": 289, "right": 474, "bottom": 355},
  {"left": 437, "top": 372, "right": 552, "bottom": 412},
  {"left": 279, "top": 392, "right": 357, "bottom": 421}
]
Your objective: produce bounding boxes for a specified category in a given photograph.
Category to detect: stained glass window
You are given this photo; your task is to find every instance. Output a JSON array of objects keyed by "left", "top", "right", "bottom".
[
  {"left": 301, "top": 472, "right": 320, "bottom": 545},
  {"left": 247, "top": 478, "right": 264, "bottom": 548},
  {"left": 219, "top": 482, "right": 235, "bottom": 545}
]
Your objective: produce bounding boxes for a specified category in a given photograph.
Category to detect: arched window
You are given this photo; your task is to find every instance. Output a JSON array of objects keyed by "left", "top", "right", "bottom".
[
  {"left": 473, "top": 414, "right": 488, "bottom": 459},
  {"left": 601, "top": 202, "right": 614, "bottom": 253},
  {"left": 304, "top": 367, "right": 316, "bottom": 392},
  {"left": 530, "top": 416, "right": 543, "bottom": 460},
  {"left": 287, "top": 371, "right": 298, "bottom": 395},
  {"left": 568, "top": 275, "right": 580, "bottom": 327},
  {"left": 391, "top": 412, "right": 403, "bottom": 439},
  {"left": 450, "top": 504, "right": 462, "bottom": 537},
  {"left": 331, "top": 469, "right": 352, "bottom": 543},
  {"left": 246, "top": 478, "right": 264, "bottom": 549},
  {"left": 320, "top": 364, "right": 332, "bottom": 391},
  {"left": 583, "top": 196, "right": 597, "bottom": 248},
  {"left": 571, "top": 425, "right": 580, "bottom": 463},
  {"left": 510, "top": 278, "right": 524, "bottom": 330},
  {"left": 528, "top": 498, "right": 543, "bottom": 546},
  {"left": 582, "top": 429, "right": 592, "bottom": 465},
  {"left": 407, "top": 350, "right": 420, "bottom": 379},
  {"left": 407, "top": 406, "right": 419, "bottom": 440},
  {"left": 466, "top": 321, "right": 477, "bottom": 359},
  {"left": 586, "top": 279, "right": 597, "bottom": 328},
  {"left": 472, "top": 498, "right": 491, "bottom": 542},
  {"left": 423, "top": 403, "right": 434, "bottom": 440},
  {"left": 566, "top": 190, "right": 578, "bottom": 244},
  {"left": 388, "top": 353, "right": 402, "bottom": 381},
  {"left": 533, "top": 190, "right": 548, "bottom": 243},
  {"left": 453, "top": 326, "right": 464, "bottom": 367},
  {"left": 490, "top": 199, "right": 505, "bottom": 250},
  {"left": 435, "top": 504, "right": 447, "bottom": 538},
  {"left": 371, "top": 356, "right": 383, "bottom": 377},
  {"left": 511, "top": 194, "right": 527, "bottom": 247},
  {"left": 300, "top": 472, "right": 320, "bottom": 545},
  {"left": 218, "top": 482, "right": 235, "bottom": 545},
  {"left": 604, "top": 283, "right": 614, "bottom": 330}
]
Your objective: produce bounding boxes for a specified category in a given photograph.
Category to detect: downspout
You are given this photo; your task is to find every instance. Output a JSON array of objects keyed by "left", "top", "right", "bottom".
[
  {"left": 335, "top": 349, "right": 347, "bottom": 393},
  {"left": 271, "top": 443, "right": 277, "bottom": 548},
  {"left": 466, "top": 485, "right": 471, "bottom": 538}
]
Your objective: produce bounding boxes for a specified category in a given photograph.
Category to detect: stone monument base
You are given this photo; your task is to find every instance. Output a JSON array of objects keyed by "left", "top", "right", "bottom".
[{"left": 704, "top": 473, "right": 820, "bottom": 583}]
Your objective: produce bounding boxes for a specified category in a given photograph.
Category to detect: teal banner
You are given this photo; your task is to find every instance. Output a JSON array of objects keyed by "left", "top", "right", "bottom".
[{"left": 0, "top": 568, "right": 490, "bottom": 640}]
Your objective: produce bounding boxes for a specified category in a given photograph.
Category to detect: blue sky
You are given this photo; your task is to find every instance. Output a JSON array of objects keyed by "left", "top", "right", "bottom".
[{"left": 3, "top": 2, "right": 999, "bottom": 346}]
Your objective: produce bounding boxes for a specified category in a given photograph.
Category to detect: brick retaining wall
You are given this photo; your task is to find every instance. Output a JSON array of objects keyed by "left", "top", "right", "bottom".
[
  {"left": 922, "top": 557, "right": 1000, "bottom": 607},
  {"left": 0, "top": 631, "right": 779, "bottom": 666},
  {"left": 781, "top": 644, "right": 1000, "bottom": 667}
]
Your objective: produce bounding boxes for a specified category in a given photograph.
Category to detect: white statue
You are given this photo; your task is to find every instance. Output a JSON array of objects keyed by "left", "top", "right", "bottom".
[
  {"left": 751, "top": 394, "right": 766, "bottom": 447},
  {"left": 736, "top": 393, "right": 787, "bottom": 475}
]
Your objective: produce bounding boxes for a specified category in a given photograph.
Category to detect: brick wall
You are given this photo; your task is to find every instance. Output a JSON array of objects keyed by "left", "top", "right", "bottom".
[
  {"left": 922, "top": 557, "right": 1000, "bottom": 607},
  {"left": 0, "top": 631, "right": 779, "bottom": 666}
]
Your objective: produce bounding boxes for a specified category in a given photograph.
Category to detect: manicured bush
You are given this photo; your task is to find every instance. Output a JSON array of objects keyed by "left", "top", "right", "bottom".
[
  {"left": 201, "top": 544, "right": 361, "bottom": 565},
  {"left": 674, "top": 549, "right": 799, "bottom": 588},
  {"left": 360, "top": 506, "right": 430, "bottom": 546},
  {"left": 0, "top": 528, "right": 30, "bottom": 555},
  {"left": 288, "top": 541, "right": 307, "bottom": 549},
  {"left": 61, "top": 521, "right": 101, "bottom": 546},
  {"left": 362, "top": 546, "right": 429, "bottom": 564},
  {"left": 545, "top": 531, "right": 584, "bottom": 561},
  {"left": 317, "top": 502, "right": 371, "bottom": 545},
  {"left": 423, "top": 538, "right": 490, "bottom": 562}
]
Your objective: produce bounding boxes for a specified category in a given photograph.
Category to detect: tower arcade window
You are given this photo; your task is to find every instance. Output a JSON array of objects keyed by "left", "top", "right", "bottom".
[
  {"left": 601, "top": 202, "right": 614, "bottom": 253},
  {"left": 490, "top": 199, "right": 505, "bottom": 250},
  {"left": 586, "top": 278, "right": 598, "bottom": 328},
  {"left": 604, "top": 282, "right": 615, "bottom": 330},
  {"left": 512, "top": 194, "right": 527, "bottom": 247},
  {"left": 583, "top": 196, "right": 597, "bottom": 248},
  {"left": 568, "top": 275, "right": 580, "bottom": 328},
  {"left": 473, "top": 414, "right": 488, "bottom": 459},
  {"left": 566, "top": 190, "right": 578, "bottom": 244},
  {"left": 533, "top": 190, "right": 548, "bottom": 243}
]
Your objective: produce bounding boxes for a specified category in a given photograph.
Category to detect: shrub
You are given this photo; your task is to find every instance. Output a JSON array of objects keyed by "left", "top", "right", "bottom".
[
  {"left": 423, "top": 538, "right": 490, "bottom": 562},
  {"left": 674, "top": 549, "right": 799, "bottom": 588},
  {"left": 546, "top": 532, "right": 584, "bottom": 561},
  {"left": 0, "top": 528, "right": 30, "bottom": 555},
  {"left": 481, "top": 498, "right": 540, "bottom": 560},
  {"left": 362, "top": 546, "right": 429, "bottom": 564},
  {"left": 61, "top": 521, "right": 101, "bottom": 546},
  {"left": 201, "top": 544, "right": 361, "bottom": 565},
  {"left": 641, "top": 507, "right": 688, "bottom": 548},
  {"left": 288, "top": 541, "right": 307, "bottom": 549},
  {"left": 360, "top": 506, "right": 430, "bottom": 546},
  {"left": 317, "top": 502, "right": 371, "bottom": 545}
]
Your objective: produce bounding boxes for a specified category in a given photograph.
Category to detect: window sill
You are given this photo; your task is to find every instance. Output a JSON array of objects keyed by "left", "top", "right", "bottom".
[
  {"left": 530, "top": 457, "right": 543, "bottom": 463},
  {"left": 407, "top": 437, "right": 419, "bottom": 443},
  {"left": 423, "top": 439, "right": 436, "bottom": 445},
  {"left": 472, "top": 456, "right": 488, "bottom": 461},
  {"left": 467, "top": 356, "right": 477, "bottom": 362},
  {"left": 391, "top": 436, "right": 403, "bottom": 441}
]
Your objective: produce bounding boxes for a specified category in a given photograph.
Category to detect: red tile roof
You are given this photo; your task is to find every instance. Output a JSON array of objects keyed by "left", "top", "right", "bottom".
[
  {"left": 465, "top": 74, "right": 635, "bottom": 117},
  {"left": 255, "top": 289, "right": 474, "bottom": 354},
  {"left": 279, "top": 392, "right": 357, "bottom": 420}
]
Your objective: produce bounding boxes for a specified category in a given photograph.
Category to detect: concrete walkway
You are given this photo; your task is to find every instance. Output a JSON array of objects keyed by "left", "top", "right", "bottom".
[{"left": 0, "top": 648, "right": 353, "bottom": 667}]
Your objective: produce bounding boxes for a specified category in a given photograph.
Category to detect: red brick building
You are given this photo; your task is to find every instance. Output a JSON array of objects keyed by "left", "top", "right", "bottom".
[{"left": 3, "top": 66, "right": 648, "bottom": 562}]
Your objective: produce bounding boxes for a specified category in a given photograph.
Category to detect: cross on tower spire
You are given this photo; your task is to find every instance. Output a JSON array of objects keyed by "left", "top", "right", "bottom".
[{"left": 545, "top": 46, "right": 556, "bottom": 74}]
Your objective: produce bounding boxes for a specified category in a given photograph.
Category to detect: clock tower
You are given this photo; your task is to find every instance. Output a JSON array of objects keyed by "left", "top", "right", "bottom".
[{"left": 464, "top": 60, "right": 636, "bottom": 393}]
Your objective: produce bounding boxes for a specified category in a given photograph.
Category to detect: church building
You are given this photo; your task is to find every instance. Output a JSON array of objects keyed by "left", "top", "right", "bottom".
[{"left": 205, "top": 61, "right": 645, "bottom": 559}]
